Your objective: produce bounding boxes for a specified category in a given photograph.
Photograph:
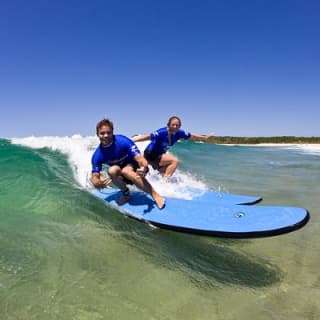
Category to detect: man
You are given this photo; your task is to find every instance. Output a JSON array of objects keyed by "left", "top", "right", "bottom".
[{"left": 91, "top": 118, "right": 165, "bottom": 209}]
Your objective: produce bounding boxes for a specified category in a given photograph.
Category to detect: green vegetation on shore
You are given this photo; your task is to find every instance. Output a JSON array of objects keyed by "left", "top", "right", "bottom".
[{"left": 207, "top": 136, "right": 320, "bottom": 144}]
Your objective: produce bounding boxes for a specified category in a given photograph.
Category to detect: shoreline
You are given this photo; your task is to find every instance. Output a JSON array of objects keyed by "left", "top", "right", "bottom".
[
  {"left": 219, "top": 143, "right": 320, "bottom": 147},
  {"left": 216, "top": 143, "right": 320, "bottom": 154},
  {"left": 208, "top": 136, "right": 320, "bottom": 145}
]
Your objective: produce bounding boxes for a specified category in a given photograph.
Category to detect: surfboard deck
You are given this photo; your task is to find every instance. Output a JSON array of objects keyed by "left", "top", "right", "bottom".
[
  {"left": 91, "top": 188, "right": 309, "bottom": 238},
  {"left": 192, "top": 190, "right": 262, "bottom": 205}
]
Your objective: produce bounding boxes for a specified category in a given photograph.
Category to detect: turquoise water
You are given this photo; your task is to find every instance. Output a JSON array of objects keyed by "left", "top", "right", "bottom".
[{"left": 1, "top": 137, "right": 319, "bottom": 319}]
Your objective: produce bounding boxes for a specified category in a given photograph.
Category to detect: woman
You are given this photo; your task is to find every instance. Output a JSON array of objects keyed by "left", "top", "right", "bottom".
[{"left": 132, "top": 116, "right": 211, "bottom": 179}]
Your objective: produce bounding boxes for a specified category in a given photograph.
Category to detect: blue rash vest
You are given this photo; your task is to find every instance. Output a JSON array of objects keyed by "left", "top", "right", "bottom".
[
  {"left": 91, "top": 135, "right": 140, "bottom": 173},
  {"left": 145, "top": 127, "right": 191, "bottom": 154}
]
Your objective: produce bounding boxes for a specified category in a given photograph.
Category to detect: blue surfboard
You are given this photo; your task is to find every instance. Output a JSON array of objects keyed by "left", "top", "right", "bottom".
[
  {"left": 91, "top": 188, "right": 309, "bottom": 238},
  {"left": 192, "top": 190, "right": 262, "bottom": 205}
]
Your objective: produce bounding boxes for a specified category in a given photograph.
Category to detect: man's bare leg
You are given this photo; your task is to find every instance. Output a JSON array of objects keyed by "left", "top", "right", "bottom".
[
  {"left": 122, "top": 166, "right": 165, "bottom": 209},
  {"left": 108, "top": 166, "right": 132, "bottom": 205}
]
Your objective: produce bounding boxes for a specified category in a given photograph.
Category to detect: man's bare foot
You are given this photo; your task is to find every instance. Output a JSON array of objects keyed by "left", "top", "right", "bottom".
[
  {"left": 153, "top": 193, "right": 165, "bottom": 209},
  {"left": 116, "top": 188, "right": 131, "bottom": 206},
  {"left": 116, "top": 194, "right": 131, "bottom": 206}
]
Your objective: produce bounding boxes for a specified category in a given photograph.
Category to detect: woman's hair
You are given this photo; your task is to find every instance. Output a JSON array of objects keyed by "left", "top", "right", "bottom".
[
  {"left": 167, "top": 116, "right": 181, "bottom": 127},
  {"left": 96, "top": 118, "right": 114, "bottom": 135}
]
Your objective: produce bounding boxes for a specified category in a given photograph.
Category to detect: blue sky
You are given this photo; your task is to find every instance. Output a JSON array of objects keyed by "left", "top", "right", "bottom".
[{"left": 1, "top": 0, "right": 319, "bottom": 138}]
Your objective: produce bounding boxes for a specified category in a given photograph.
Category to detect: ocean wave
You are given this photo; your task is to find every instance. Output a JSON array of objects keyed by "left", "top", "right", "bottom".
[
  {"left": 11, "top": 135, "right": 97, "bottom": 188},
  {"left": 10, "top": 136, "right": 207, "bottom": 199},
  {"left": 228, "top": 143, "right": 320, "bottom": 156},
  {"left": 284, "top": 144, "right": 320, "bottom": 156}
]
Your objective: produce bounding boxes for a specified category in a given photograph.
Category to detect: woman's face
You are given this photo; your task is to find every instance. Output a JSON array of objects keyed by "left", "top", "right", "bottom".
[{"left": 168, "top": 118, "right": 181, "bottom": 133}]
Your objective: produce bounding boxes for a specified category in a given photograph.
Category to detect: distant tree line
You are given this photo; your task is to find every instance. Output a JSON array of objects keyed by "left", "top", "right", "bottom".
[{"left": 206, "top": 136, "right": 320, "bottom": 144}]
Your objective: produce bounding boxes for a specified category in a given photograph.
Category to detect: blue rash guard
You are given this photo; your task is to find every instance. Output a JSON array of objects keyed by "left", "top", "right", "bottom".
[
  {"left": 91, "top": 135, "right": 140, "bottom": 173},
  {"left": 145, "top": 127, "right": 191, "bottom": 154}
]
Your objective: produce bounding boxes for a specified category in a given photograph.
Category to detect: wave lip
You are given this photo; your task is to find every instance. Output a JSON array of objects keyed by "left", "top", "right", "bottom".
[{"left": 10, "top": 136, "right": 208, "bottom": 199}]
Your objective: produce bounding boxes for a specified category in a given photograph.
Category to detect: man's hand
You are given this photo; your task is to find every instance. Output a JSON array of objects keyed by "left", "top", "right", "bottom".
[
  {"left": 136, "top": 166, "right": 147, "bottom": 177},
  {"left": 99, "top": 177, "right": 112, "bottom": 188}
]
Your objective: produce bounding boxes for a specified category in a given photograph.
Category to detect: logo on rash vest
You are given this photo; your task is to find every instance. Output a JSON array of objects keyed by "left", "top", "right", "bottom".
[{"left": 131, "top": 145, "right": 140, "bottom": 155}]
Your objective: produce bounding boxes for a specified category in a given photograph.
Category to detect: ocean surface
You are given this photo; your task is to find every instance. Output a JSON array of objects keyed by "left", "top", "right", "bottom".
[{"left": 1, "top": 136, "right": 319, "bottom": 320}]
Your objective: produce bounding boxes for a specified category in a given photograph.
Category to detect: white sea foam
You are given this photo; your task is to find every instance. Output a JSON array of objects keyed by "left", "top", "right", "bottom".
[
  {"left": 222, "top": 143, "right": 320, "bottom": 156},
  {"left": 10, "top": 136, "right": 207, "bottom": 199},
  {"left": 11, "top": 135, "right": 98, "bottom": 187},
  {"left": 251, "top": 143, "right": 320, "bottom": 156},
  {"left": 282, "top": 144, "right": 320, "bottom": 156},
  {"left": 131, "top": 140, "right": 207, "bottom": 198}
]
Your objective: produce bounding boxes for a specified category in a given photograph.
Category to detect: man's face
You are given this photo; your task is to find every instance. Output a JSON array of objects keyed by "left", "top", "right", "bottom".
[{"left": 98, "top": 124, "right": 113, "bottom": 146}]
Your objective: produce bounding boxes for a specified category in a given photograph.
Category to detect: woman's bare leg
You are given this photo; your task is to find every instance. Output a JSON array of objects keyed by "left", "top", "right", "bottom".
[{"left": 158, "top": 154, "right": 179, "bottom": 178}]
